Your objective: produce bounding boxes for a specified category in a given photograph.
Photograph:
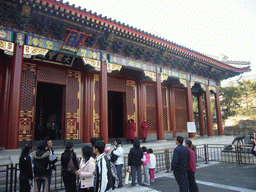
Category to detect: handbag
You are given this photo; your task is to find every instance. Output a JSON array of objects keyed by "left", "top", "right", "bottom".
[
  {"left": 110, "top": 153, "right": 118, "bottom": 162},
  {"left": 125, "top": 171, "right": 130, "bottom": 184},
  {"left": 66, "top": 152, "right": 77, "bottom": 174},
  {"left": 110, "top": 147, "right": 119, "bottom": 162}
]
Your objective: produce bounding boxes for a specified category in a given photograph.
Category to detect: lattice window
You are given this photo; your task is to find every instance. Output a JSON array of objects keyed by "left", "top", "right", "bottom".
[
  {"left": 176, "top": 108, "right": 188, "bottom": 131},
  {"left": 147, "top": 106, "right": 157, "bottom": 131},
  {"left": 146, "top": 84, "right": 156, "bottom": 131},
  {"left": 126, "top": 85, "right": 135, "bottom": 116},
  {"left": 38, "top": 67, "right": 66, "bottom": 84},
  {"left": 94, "top": 79, "right": 100, "bottom": 114},
  {"left": 146, "top": 84, "right": 155, "bottom": 105},
  {"left": 162, "top": 87, "right": 168, "bottom": 131},
  {"left": 174, "top": 89, "right": 187, "bottom": 131},
  {"left": 108, "top": 77, "right": 126, "bottom": 92},
  {"left": 162, "top": 87, "right": 167, "bottom": 106},
  {"left": 66, "top": 77, "right": 79, "bottom": 113},
  {"left": 0, "top": 71, "right": 3, "bottom": 104},
  {"left": 163, "top": 107, "right": 168, "bottom": 131},
  {"left": 20, "top": 70, "right": 36, "bottom": 111},
  {"left": 175, "top": 89, "right": 187, "bottom": 108}
]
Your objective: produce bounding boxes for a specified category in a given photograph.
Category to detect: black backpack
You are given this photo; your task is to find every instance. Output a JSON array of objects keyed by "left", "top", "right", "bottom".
[{"left": 103, "top": 155, "right": 119, "bottom": 190}]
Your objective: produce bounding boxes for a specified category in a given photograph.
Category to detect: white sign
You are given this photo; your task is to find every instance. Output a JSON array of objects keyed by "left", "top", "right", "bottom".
[{"left": 187, "top": 122, "right": 196, "bottom": 133}]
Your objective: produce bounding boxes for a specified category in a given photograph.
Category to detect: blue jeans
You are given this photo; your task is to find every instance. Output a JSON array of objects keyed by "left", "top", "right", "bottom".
[
  {"left": 115, "top": 164, "right": 123, "bottom": 187},
  {"left": 131, "top": 165, "right": 142, "bottom": 186}
]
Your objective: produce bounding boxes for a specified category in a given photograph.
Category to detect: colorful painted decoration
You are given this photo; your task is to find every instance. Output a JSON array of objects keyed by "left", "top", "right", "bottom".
[{"left": 61, "top": 28, "right": 91, "bottom": 54}]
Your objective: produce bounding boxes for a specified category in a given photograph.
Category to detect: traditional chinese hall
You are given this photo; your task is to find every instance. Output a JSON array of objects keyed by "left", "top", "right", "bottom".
[{"left": 0, "top": 0, "right": 250, "bottom": 149}]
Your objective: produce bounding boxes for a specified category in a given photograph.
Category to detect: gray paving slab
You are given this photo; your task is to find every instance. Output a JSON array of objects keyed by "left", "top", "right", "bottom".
[
  {"left": 195, "top": 162, "right": 256, "bottom": 190},
  {"left": 0, "top": 135, "right": 236, "bottom": 165},
  {"left": 56, "top": 162, "right": 256, "bottom": 192}
]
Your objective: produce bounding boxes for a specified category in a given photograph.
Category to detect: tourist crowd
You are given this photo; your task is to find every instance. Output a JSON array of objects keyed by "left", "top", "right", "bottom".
[{"left": 19, "top": 134, "right": 198, "bottom": 192}]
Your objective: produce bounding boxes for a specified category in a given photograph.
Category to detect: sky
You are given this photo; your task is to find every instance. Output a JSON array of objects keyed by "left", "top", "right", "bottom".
[{"left": 65, "top": 0, "right": 256, "bottom": 84}]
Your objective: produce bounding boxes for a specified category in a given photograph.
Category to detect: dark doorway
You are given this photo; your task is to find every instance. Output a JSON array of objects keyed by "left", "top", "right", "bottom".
[
  {"left": 34, "top": 82, "right": 64, "bottom": 140},
  {"left": 108, "top": 91, "right": 125, "bottom": 138}
]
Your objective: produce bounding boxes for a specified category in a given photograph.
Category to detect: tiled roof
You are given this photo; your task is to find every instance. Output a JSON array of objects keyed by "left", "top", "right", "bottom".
[{"left": 37, "top": 0, "right": 250, "bottom": 73}]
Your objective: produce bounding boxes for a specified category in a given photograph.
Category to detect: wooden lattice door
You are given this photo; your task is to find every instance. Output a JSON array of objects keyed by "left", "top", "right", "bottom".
[
  {"left": 65, "top": 70, "right": 81, "bottom": 140},
  {"left": 174, "top": 88, "right": 187, "bottom": 132},
  {"left": 146, "top": 83, "right": 156, "bottom": 132},
  {"left": 19, "top": 64, "right": 36, "bottom": 141}
]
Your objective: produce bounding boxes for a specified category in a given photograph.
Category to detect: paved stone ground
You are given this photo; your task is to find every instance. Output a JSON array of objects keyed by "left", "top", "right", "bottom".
[
  {"left": 100, "top": 162, "right": 256, "bottom": 192},
  {"left": 2, "top": 135, "right": 255, "bottom": 192},
  {"left": 0, "top": 135, "right": 236, "bottom": 165},
  {"left": 55, "top": 161, "right": 256, "bottom": 192}
]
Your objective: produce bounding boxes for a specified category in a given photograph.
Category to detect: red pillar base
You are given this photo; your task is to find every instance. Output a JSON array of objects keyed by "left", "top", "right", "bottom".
[{"left": 189, "top": 133, "right": 195, "bottom": 138}]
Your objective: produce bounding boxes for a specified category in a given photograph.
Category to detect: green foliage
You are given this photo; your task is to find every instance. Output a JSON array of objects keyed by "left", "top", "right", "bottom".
[{"left": 220, "top": 80, "right": 256, "bottom": 119}]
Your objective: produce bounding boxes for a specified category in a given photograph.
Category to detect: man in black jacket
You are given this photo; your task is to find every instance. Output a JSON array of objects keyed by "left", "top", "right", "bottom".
[
  {"left": 128, "top": 139, "right": 143, "bottom": 187},
  {"left": 45, "top": 137, "right": 58, "bottom": 191},
  {"left": 171, "top": 136, "right": 189, "bottom": 192},
  {"left": 32, "top": 142, "right": 51, "bottom": 192}
]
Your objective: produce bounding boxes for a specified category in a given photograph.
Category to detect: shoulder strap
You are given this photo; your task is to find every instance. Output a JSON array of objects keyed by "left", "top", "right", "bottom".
[{"left": 103, "top": 155, "right": 113, "bottom": 190}]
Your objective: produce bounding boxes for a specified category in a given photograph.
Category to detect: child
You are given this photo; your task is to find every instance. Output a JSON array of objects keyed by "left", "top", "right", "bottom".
[
  {"left": 148, "top": 148, "right": 156, "bottom": 183},
  {"left": 141, "top": 146, "right": 150, "bottom": 186}
]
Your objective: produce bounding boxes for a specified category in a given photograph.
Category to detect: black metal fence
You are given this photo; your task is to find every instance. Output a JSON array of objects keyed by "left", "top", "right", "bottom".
[{"left": 2, "top": 144, "right": 255, "bottom": 191}]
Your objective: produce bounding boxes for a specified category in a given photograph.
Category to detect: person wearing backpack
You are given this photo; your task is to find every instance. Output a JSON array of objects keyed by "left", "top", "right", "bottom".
[
  {"left": 32, "top": 142, "right": 51, "bottom": 192},
  {"left": 61, "top": 142, "right": 79, "bottom": 192},
  {"left": 93, "top": 140, "right": 113, "bottom": 192},
  {"left": 112, "top": 138, "right": 124, "bottom": 188}
]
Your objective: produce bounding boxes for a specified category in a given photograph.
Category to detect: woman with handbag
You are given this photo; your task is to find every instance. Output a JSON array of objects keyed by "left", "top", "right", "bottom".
[
  {"left": 112, "top": 138, "right": 124, "bottom": 188},
  {"left": 61, "top": 142, "right": 79, "bottom": 192},
  {"left": 75, "top": 145, "right": 96, "bottom": 192}
]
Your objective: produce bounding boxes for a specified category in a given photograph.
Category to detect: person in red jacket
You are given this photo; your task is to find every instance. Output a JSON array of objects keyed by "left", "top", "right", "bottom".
[
  {"left": 141, "top": 118, "right": 148, "bottom": 142},
  {"left": 130, "top": 119, "right": 136, "bottom": 144},
  {"left": 185, "top": 140, "right": 199, "bottom": 192},
  {"left": 126, "top": 120, "right": 131, "bottom": 143}
]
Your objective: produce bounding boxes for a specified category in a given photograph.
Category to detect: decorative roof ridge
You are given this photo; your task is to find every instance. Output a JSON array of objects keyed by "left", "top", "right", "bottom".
[
  {"left": 223, "top": 60, "right": 251, "bottom": 64},
  {"left": 38, "top": 0, "right": 250, "bottom": 72}
]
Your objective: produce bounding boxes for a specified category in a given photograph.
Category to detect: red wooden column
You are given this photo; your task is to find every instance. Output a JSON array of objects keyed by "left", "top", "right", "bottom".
[
  {"left": 187, "top": 80, "right": 195, "bottom": 138},
  {"left": 156, "top": 72, "right": 164, "bottom": 140},
  {"left": 0, "top": 54, "right": 11, "bottom": 147},
  {"left": 170, "top": 88, "right": 176, "bottom": 138},
  {"left": 6, "top": 43, "right": 24, "bottom": 149},
  {"left": 204, "top": 85, "right": 214, "bottom": 136},
  {"left": 83, "top": 74, "right": 94, "bottom": 143},
  {"left": 137, "top": 82, "right": 146, "bottom": 140},
  {"left": 100, "top": 60, "right": 109, "bottom": 143},
  {"left": 215, "top": 87, "right": 224, "bottom": 135},
  {"left": 198, "top": 92, "right": 205, "bottom": 136}
]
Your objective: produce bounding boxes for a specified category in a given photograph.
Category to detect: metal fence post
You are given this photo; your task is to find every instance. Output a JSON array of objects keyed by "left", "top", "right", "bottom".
[
  {"left": 165, "top": 149, "right": 170, "bottom": 172},
  {"left": 14, "top": 164, "right": 18, "bottom": 192},
  {"left": 6, "top": 165, "right": 9, "bottom": 192},
  {"left": 10, "top": 163, "right": 13, "bottom": 192},
  {"left": 236, "top": 144, "right": 242, "bottom": 166},
  {"left": 194, "top": 145, "right": 197, "bottom": 163},
  {"left": 204, "top": 144, "right": 208, "bottom": 164}
]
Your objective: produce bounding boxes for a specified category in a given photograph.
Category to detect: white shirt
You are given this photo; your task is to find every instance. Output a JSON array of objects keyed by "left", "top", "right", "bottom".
[
  {"left": 148, "top": 154, "right": 156, "bottom": 169},
  {"left": 113, "top": 145, "right": 124, "bottom": 165}
]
